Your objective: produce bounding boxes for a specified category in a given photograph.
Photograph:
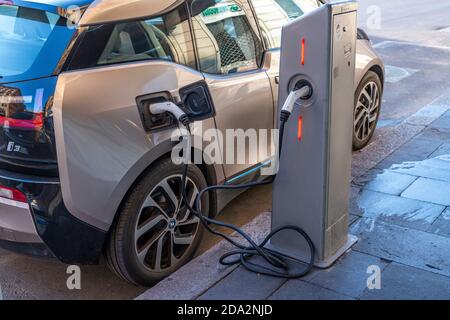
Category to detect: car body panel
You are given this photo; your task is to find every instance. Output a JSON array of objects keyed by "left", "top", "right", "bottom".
[
  {"left": 204, "top": 71, "right": 274, "bottom": 179},
  {"left": 0, "top": 198, "right": 41, "bottom": 243},
  {"left": 53, "top": 60, "right": 223, "bottom": 230}
]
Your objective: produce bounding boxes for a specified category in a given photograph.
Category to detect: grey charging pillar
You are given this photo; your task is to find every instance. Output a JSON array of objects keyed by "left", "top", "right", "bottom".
[{"left": 271, "top": 1, "right": 358, "bottom": 268}]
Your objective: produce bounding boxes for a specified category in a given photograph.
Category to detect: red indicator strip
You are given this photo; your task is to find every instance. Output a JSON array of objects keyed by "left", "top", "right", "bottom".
[
  {"left": 301, "top": 38, "right": 306, "bottom": 66},
  {"left": 298, "top": 116, "right": 303, "bottom": 141}
]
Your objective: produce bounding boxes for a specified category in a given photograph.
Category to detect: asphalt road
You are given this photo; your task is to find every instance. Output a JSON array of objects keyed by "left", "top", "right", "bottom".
[{"left": 2, "top": 0, "right": 450, "bottom": 300}]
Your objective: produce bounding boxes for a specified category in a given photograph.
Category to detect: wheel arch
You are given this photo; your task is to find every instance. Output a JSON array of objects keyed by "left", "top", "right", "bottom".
[
  {"left": 106, "top": 144, "right": 220, "bottom": 236},
  {"left": 369, "top": 64, "right": 385, "bottom": 91}
]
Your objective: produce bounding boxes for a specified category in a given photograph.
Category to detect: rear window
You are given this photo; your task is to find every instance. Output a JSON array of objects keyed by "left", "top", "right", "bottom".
[{"left": 0, "top": 5, "right": 75, "bottom": 83}]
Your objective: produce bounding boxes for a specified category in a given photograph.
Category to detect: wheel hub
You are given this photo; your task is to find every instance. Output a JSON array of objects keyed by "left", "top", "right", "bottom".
[
  {"left": 133, "top": 175, "right": 201, "bottom": 272},
  {"left": 168, "top": 219, "right": 177, "bottom": 230}
]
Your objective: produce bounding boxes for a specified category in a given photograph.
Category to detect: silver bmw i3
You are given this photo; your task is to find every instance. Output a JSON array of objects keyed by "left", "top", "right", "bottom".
[{"left": 0, "top": 0, "right": 384, "bottom": 286}]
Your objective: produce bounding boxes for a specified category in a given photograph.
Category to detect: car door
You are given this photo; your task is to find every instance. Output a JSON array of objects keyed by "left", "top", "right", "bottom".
[{"left": 190, "top": 0, "right": 274, "bottom": 180}]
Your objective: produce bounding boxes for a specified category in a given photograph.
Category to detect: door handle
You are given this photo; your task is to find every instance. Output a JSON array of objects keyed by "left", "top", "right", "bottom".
[{"left": 275, "top": 76, "right": 280, "bottom": 84}]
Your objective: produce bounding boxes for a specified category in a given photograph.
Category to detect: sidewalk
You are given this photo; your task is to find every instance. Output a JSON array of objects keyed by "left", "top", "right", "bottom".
[{"left": 138, "top": 97, "right": 450, "bottom": 300}]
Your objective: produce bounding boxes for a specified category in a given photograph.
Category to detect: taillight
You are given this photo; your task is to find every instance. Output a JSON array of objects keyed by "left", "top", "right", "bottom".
[
  {"left": 0, "top": 113, "right": 44, "bottom": 130},
  {"left": 0, "top": 185, "right": 27, "bottom": 203}
]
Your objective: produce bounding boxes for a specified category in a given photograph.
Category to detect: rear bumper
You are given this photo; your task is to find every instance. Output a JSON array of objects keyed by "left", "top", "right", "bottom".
[
  {"left": 0, "top": 197, "right": 42, "bottom": 243},
  {"left": 0, "top": 169, "right": 106, "bottom": 264}
]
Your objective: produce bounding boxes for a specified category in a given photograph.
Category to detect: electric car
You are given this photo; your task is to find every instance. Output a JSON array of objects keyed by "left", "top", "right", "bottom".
[{"left": 0, "top": 0, "right": 384, "bottom": 286}]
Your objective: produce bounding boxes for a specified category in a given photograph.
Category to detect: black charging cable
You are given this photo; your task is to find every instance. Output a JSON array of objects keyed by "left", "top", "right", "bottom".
[{"left": 177, "top": 111, "right": 316, "bottom": 279}]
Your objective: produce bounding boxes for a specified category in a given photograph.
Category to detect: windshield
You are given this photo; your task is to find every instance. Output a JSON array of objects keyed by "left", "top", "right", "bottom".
[{"left": 0, "top": 4, "right": 75, "bottom": 83}]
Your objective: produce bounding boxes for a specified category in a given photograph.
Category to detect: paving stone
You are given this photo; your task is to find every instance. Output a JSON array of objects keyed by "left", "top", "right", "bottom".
[
  {"left": 352, "top": 169, "right": 383, "bottom": 188},
  {"left": 402, "top": 177, "right": 450, "bottom": 206},
  {"left": 305, "top": 251, "right": 388, "bottom": 298},
  {"left": 198, "top": 266, "right": 286, "bottom": 300},
  {"left": 429, "top": 143, "right": 450, "bottom": 158},
  {"left": 269, "top": 280, "right": 352, "bottom": 300},
  {"left": 352, "top": 123, "right": 424, "bottom": 173},
  {"left": 429, "top": 114, "right": 450, "bottom": 130},
  {"left": 376, "top": 136, "right": 442, "bottom": 170},
  {"left": 405, "top": 97, "right": 450, "bottom": 127},
  {"left": 351, "top": 218, "right": 450, "bottom": 277},
  {"left": 349, "top": 186, "right": 363, "bottom": 217},
  {"left": 427, "top": 207, "right": 450, "bottom": 237},
  {"left": 357, "top": 190, "right": 445, "bottom": 231},
  {"left": 390, "top": 155, "right": 450, "bottom": 182},
  {"left": 363, "top": 171, "right": 418, "bottom": 195},
  {"left": 420, "top": 127, "right": 450, "bottom": 143},
  {"left": 349, "top": 214, "right": 360, "bottom": 225},
  {"left": 360, "top": 263, "right": 450, "bottom": 300}
]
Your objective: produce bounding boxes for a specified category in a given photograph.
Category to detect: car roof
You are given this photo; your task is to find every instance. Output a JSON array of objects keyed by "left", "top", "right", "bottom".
[
  {"left": 79, "top": 0, "right": 181, "bottom": 26},
  {"left": 13, "top": 0, "right": 182, "bottom": 26},
  {"left": 13, "top": 0, "right": 93, "bottom": 11}
]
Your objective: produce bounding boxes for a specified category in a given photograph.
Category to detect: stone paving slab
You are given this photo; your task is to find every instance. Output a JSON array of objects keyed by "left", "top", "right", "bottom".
[
  {"left": 360, "top": 263, "right": 450, "bottom": 300},
  {"left": 363, "top": 171, "right": 418, "bottom": 196},
  {"left": 304, "top": 251, "right": 389, "bottom": 298},
  {"left": 357, "top": 190, "right": 445, "bottom": 231},
  {"left": 429, "top": 143, "right": 450, "bottom": 158},
  {"left": 420, "top": 126, "right": 450, "bottom": 143},
  {"left": 390, "top": 156, "right": 450, "bottom": 182},
  {"left": 351, "top": 218, "right": 450, "bottom": 277},
  {"left": 352, "top": 123, "right": 424, "bottom": 175},
  {"left": 405, "top": 93, "right": 450, "bottom": 127},
  {"left": 427, "top": 207, "right": 450, "bottom": 237},
  {"left": 198, "top": 267, "right": 285, "bottom": 300},
  {"left": 375, "top": 136, "right": 442, "bottom": 170},
  {"left": 269, "top": 280, "right": 353, "bottom": 300},
  {"left": 402, "top": 177, "right": 450, "bottom": 206}
]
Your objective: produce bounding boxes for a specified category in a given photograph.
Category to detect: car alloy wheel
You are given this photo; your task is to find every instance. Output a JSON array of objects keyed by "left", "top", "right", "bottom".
[
  {"left": 134, "top": 174, "right": 201, "bottom": 272},
  {"left": 354, "top": 80, "right": 381, "bottom": 144}
]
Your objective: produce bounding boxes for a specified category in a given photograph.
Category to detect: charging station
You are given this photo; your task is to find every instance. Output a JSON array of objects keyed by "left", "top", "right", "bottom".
[
  {"left": 150, "top": 0, "right": 360, "bottom": 277},
  {"left": 270, "top": 1, "right": 359, "bottom": 268}
]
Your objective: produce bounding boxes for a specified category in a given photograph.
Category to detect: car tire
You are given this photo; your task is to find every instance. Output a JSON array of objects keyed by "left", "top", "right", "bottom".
[
  {"left": 106, "top": 158, "right": 209, "bottom": 286},
  {"left": 353, "top": 71, "right": 383, "bottom": 150}
]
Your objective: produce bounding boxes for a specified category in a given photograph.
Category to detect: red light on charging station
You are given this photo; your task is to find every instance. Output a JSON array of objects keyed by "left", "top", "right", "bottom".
[
  {"left": 298, "top": 116, "right": 303, "bottom": 141},
  {"left": 301, "top": 38, "right": 306, "bottom": 65}
]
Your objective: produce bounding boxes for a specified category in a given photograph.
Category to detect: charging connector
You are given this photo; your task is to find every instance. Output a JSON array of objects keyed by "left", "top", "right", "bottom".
[
  {"left": 281, "top": 84, "right": 312, "bottom": 115},
  {"left": 149, "top": 101, "right": 191, "bottom": 127}
]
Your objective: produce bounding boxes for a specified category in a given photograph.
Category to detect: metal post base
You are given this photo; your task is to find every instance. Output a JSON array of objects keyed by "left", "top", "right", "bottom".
[{"left": 267, "top": 234, "right": 358, "bottom": 269}]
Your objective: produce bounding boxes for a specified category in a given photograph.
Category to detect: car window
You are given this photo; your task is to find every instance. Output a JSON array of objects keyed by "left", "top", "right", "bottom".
[
  {"left": 191, "top": 0, "right": 264, "bottom": 75},
  {"left": 69, "top": 4, "right": 196, "bottom": 70},
  {"left": 252, "top": 0, "right": 322, "bottom": 49},
  {"left": 0, "top": 5, "right": 74, "bottom": 82}
]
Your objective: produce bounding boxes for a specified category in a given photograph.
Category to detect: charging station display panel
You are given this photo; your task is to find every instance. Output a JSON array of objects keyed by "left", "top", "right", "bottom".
[{"left": 271, "top": 1, "right": 358, "bottom": 267}]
